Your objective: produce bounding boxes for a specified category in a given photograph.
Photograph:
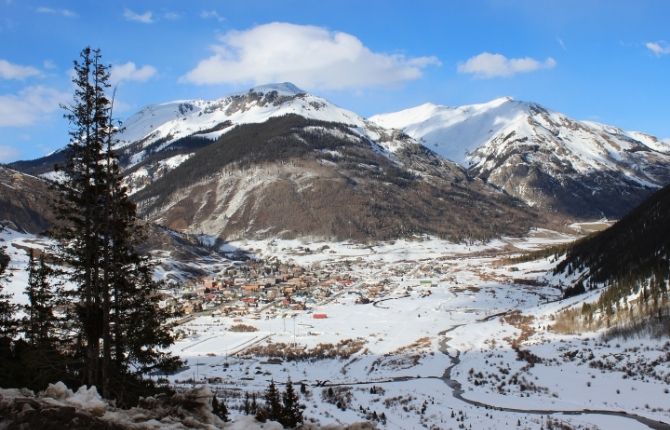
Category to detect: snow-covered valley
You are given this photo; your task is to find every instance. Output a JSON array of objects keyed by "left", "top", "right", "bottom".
[
  {"left": 2, "top": 221, "right": 669, "bottom": 429},
  {"left": 146, "top": 229, "right": 670, "bottom": 428}
]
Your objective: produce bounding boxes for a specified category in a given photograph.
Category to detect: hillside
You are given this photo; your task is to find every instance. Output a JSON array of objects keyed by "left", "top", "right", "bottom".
[
  {"left": 553, "top": 184, "right": 670, "bottom": 333},
  {"left": 0, "top": 166, "right": 54, "bottom": 234}
]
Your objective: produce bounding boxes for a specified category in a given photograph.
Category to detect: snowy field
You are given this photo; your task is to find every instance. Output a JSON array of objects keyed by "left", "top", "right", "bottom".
[
  {"left": 2, "top": 225, "right": 669, "bottom": 429},
  {"left": 166, "top": 228, "right": 669, "bottom": 429}
]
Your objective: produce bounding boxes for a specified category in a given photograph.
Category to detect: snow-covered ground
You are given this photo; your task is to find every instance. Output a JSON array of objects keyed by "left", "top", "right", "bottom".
[
  {"left": 164, "top": 228, "right": 669, "bottom": 429},
  {"left": 3, "top": 225, "right": 668, "bottom": 429}
]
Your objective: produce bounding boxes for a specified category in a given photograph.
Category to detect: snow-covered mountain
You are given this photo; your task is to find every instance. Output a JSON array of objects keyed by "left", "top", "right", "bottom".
[
  {"left": 130, "top": 114, "right": 537, "bottom": 241},
  {"left": 371, "top": 98, "right": 670, "bottom": 218},
  {"left": 10, "top": 83, "right": 541, "bottom": 241},
  {"left": 116, "top": 83, "right": 371, "bottom": 154},
  {"left": 111, "top": 82, "right": 416, "bottom": 194},
  {"left": 12, "top": 84, "right": 670, "bottom": 239}
]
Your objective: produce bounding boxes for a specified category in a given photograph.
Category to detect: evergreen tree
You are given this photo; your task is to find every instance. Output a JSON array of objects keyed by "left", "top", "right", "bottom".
[
  {"left": 212, "top": 394, "right": 229, "bottom": 422},
  {"left": 0, "top": 240, "right": 17, "bottom": 341},
  {"left": 264, "top": 379, "right": 283, "bottom": 422},
  {"left": 243, "top": 392, "right": 251, "bottom": 415},
  {"left": 281, "top": 378, "right": 303, "bottom": 427},
  {"left": 53, "top": 47, "right": 179, "bottom": 404},
  {"left": 53, "top": 46, "right": 111, "bottom": 392},
  {"left": 23, "top": 251, "right": 58, "bottom": 348},
  {"left": 250, "top": 392, "right": 258, "bottom": 415},
  {"left": 0, "top": 237, "right": 18, "bottom": 387}
]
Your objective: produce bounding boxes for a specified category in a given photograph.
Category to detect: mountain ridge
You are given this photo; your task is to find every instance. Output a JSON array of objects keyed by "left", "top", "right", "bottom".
[
  {"left": 10, "top": 83, "right": 670, "bottom": 241},
  {"left": 371, "top": 97, "right": 670, "bottom": 218}
]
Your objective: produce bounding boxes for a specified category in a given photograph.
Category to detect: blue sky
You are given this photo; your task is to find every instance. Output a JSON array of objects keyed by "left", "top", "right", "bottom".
[{"left": 1, "top": 0, "right": 669, "bottom": 162}]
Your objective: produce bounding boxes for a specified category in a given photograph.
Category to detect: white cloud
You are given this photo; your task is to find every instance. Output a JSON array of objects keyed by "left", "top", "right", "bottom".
[
  {"left": 458, "top": 52, "right": 557, "bottom": 79},
  {"left": 123, "top": 8, "right": 153, "bottom": 24},
  {"left": 181, "top": 22, "right": 440, "bottom": 90},
  {"left": 36, "top": 6, "right": 78, "bottom": 18},
  {"left": 0, "top": 86, "right": 70, "bottom": 127},
  {"left": 646, "top": 41, "right": 670, "bottom": 56},
  {"left": 0, "top": 145, "right": 19, "bottom": 162},
  {"left": 110, "top": 62, "right": 157, "bottom": 85},
  {"left": 200, "top": 10, "right": 225, "bottom": 22},
  {"left": 0, "top": 59, "right": 40, "bottom": 80}
]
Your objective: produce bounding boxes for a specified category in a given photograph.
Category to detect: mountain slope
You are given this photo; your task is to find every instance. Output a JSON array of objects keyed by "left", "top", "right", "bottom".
[
  {"left": 12, "top": 83, "right": 378, "bottom": 194},
  {"left": 557, "top": 184, "right": 670, "bottom": 286},
  {"left": 0, "top": 166, "right": 54, "bottom": 233},
  {"left": 133, "top": 114, "right": 538, "bottom": 241},
  {"left": 552, "top": 184, "right": 670, "bottom": 334},
  {"left": 371, "top": 98, "right": 670, "bottom": 218}
]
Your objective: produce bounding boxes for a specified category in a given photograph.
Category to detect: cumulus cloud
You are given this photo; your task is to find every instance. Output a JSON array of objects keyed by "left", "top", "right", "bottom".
[
  {"left": 123, "top": 8, "right": 153, "bottom": 24},
  {"left": 0, "top": 86, "right": 70, "bottom": 127},
  {"left": 110, "top": 62, "right": 157, "bottom": 85},
  {"left": 0, "top": 145, "right": 19, "bottom": 162},
  {"left": 458, "top": 52, "right": 556, "bottom": 78},
  {"left": 181, "top": 22, "right": 440, "bottom": 90},
  {"left": 36, "top": 6, "right": 78, "bottom": 18},
  {"left": 0, "top": 59, "right": 41, "bottom": 80},
  {"left": 646, "top": 41, "right": 670, "bottom": 56}
]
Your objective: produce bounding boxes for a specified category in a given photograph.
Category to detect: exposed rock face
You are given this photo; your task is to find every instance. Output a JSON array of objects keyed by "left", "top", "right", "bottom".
[{"left": 0, "top": 166, "right": 54, "bottom": 234}]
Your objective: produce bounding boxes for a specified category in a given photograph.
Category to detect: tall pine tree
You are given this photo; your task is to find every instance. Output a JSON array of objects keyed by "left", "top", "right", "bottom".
[
  {"left": 281, "top": 378, "right": 303, "bottom": 427},
  {"left": 23, "top": 251, "right": 58, "bottom": 349},
  {"left": 262, "top": 379, "right": 283, "bottom": 422},
  {"left": 54, "top": 47, "right": 179, "bottom": 404},
  {"left": 0, "top": 226, "right": 19, "bottom": 387}
]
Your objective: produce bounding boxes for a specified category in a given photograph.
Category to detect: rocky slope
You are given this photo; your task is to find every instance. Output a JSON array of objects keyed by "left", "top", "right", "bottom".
[
  {"left": 0, "top": 165, "right": 239, "bottom": 282},
  {"left": 0, "top": 166, "right": 54, "bottom": 233},
  {"left": 371, "top": 98, "right": 670, "bottom": 218}
]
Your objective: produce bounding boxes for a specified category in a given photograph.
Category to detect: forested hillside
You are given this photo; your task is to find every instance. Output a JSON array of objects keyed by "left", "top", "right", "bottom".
[{"left": 553, "top": 185, "right": 670, "bottom": 334}]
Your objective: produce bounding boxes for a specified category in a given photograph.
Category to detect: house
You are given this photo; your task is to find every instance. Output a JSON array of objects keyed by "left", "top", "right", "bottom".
[
  {"left": 265, "top": 287, "right": 280, "bottom": 300},
  {"left": 202, "top": 277, "right": 218, "bottom": 290},
  {"left": 241, "top": 284, "right": 261, "bottom": 295}
]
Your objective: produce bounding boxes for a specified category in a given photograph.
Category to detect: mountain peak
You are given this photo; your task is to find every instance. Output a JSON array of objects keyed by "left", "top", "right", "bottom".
[
  {"left": 248, "top": 82, "right": 306, "bottom": 96},
  {"left": 486, "top": 96, "right": 514, "bottom": 106}
]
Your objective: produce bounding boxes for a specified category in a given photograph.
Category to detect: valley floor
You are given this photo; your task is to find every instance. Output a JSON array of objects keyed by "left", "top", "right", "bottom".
[{"left": 164, "top": 228, "right": 670, "bottom": 429}]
